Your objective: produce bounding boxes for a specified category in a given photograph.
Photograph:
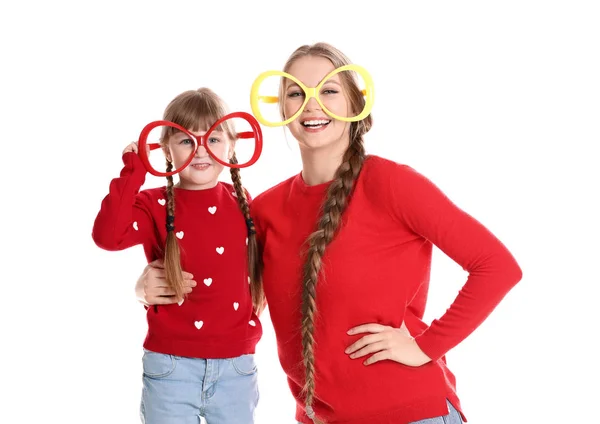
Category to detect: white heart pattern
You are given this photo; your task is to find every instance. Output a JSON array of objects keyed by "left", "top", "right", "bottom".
[
  {"left": 208, "top": 206, "right": 217, "bottom": 214},
  {"left": 178, "top": 298, "right": 184, "bottom": 306},
  {"left": 176, "top": 231, "right": 184, "bottom": 239},
  {"left": 204, "top": 278, "right": 213, "bottom": 287},
  {"left": 133, "top": 221, "right": 138, "bottom": 231},
  {"left": 249, "top": 320, "right": 256, "bottom": 327},
  {"left": 194, "top": 321, "right": 203, "bottom": 329},
  {"left": 233, "top": 302, "right": 239, "bottom": 311},
  {"left": 247, "top": 276, "right": 250, "bottom": 284},
  {"left": 216, "top": 247, "right": 224, "bottom": 255},
  {"left": 158, "top": 198, "right": 166, "bottom": 206},
  {"left": 232, "top": 191, "right": 237, "bottom": 197},
  {"left": 245, "top": 237, "right": 248, "bottom": 246}
]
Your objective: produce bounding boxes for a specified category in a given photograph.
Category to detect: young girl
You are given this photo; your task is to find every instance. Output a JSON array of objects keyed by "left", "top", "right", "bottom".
[
  {"left": 92, "top": 88, "right": 264, "bottom": 424},
  {"left": 137, "top": 44, "right": 522, "bottom": 424}
]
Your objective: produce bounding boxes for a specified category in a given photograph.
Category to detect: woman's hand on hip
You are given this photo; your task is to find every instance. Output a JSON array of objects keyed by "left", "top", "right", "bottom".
[{"left": 345, "top": 322, "right": 431, "bottom": 367}]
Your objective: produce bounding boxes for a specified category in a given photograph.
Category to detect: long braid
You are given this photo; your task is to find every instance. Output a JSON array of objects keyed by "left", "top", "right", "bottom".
[
  {"left": 164, "top": 160, "right": 186, "bottom": 300},
  {"left": 301, "top": 133, "right": 366, "bottom": 423},
  {"left": 230, "top": 153, "right": 266, "bottom": 315}
]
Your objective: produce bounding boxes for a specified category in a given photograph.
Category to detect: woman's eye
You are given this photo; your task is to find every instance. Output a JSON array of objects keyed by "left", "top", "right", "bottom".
[
  {"left": 287, "top": 91, "right": 304, "bottom": 98},
  {"left": 322, "top": 89, "right": 339, "bottom": 95}
]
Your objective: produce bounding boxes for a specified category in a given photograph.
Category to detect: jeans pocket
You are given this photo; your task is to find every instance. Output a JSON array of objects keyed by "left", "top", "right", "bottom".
[
  {"left": 231, "top": 354, "right": 258, "bottom": 376},
  {"left": 142, "top": 349, "right": 177, "bottom": 378}
]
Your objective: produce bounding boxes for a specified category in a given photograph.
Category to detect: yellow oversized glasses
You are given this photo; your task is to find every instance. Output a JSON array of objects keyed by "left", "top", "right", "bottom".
[{"left": 250, "top": 64, "right": 374, "bottom": 127}]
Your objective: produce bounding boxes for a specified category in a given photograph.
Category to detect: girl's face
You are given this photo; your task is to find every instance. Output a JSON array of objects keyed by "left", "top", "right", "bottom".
[
  {"left": 165, "top": 128, "right": 233, "bottom": 190},
  {"left": 283, "top": 56, "right": 352, "bottom": 152}
]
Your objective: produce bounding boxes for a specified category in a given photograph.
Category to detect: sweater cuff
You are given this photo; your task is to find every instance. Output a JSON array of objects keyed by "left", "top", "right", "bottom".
[
  {"left": 413, "top": 328, "right": 448, "bottom": 362},
  {"left": 121, "top": 151, "right": 147, "bottom": 185}
]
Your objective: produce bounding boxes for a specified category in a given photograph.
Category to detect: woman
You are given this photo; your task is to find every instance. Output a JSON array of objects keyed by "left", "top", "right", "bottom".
[{"left": 136, "top": 42, "right": 522, "bottom": 424}]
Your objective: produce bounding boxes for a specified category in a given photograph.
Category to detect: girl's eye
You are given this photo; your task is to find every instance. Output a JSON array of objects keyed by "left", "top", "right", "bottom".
[
  {"left": 179, "top": 138, "right": 193, "bottom": 145},
  {"left": 208, "top": 137, "right": 220, "bottom": 144}
]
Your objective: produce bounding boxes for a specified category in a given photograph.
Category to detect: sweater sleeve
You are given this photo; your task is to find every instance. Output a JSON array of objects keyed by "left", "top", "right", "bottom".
[
  {"left": 92, "top": 152, "right": 155, "bottom": 251},
  {"left": 388, "top": 164, "right": 523, "bottom": 361},
  {"left": 250, "top": 196, "right": 268, "bottom": 314}
]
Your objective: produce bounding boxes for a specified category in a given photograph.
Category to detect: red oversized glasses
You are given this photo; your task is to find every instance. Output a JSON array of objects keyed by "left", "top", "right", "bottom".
[{"left": 138, "top": 111, "right": 263, "bottom": 177}]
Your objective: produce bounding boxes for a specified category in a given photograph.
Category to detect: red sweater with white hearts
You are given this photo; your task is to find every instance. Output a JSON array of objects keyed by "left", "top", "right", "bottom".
[
  {"left": 92, "top": 152, "right": 262, "bottom": 358},
  {"left": 251, "top": 155, "right": 522, "bottom": 424}
]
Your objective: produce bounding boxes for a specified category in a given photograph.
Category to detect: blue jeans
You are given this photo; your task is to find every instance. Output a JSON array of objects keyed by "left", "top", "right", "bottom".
[
  {"left": 409, "top": 400, "right": 463, "bottom": 424},
  {"left": 140, "top": 349, "right": 259, "bottom": 424}
]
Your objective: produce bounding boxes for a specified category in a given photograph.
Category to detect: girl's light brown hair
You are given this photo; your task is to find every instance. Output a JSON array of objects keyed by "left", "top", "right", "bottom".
[
  {"left": 280, "top": 43, "right": 373, "bottom": 423},
  {"left": 160, "top": 88, "right": 265, "bottom": 312}
]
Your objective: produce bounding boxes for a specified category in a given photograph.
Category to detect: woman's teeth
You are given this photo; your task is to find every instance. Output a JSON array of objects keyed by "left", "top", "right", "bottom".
[{"left": 302, "top": 119, "right": 331, "bottom": 128}]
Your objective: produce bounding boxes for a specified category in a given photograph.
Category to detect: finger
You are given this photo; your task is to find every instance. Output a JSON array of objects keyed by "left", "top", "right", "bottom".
[
  {"left": 146, "top": 270, "right": 166, "bottom": 281},
  {"left": 151, "top": 295, "right": 179, "bottom": 305},
  {"left": 150, "top": 287, "right": 177, "bottom": 296},
  {"left": 347, "top": 323, "right": 387, "bottom": 335},
  {"left": 122, "top": 142, "right": 138, "bottom": 154},
  {"left": 349, "top": 341, "right": 388, "bottom": 359},
  {"left": 183, "top": 279, "right": 197, "bottom": 288},
  {"left": 145, "top": 264, "right": 166, "bottom": 280},
  {"left": 148, "top": 259, "right": 165, "bottom": 269},
  {"left": 150, "top": 274, "right": 193, "bottom": 285},
  {"left": 364, "top": 350, "right": 391, "bottom": 366},
  {"left": 152, "top": 286, "right": 192, "bottom": 296},
  {"left": 182, "top": 271, "right": 195, "bottom": 280},
  {"left": 345, "top": 333, "right": 384, "bottom": 354},
  {"left": 149, "top": 281, "right": 195, "bottom": 296}
]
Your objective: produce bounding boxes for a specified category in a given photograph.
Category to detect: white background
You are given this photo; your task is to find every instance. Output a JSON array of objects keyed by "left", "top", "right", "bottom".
[{"left": 1, "top": 1, "right": 598, "bottom": 423}]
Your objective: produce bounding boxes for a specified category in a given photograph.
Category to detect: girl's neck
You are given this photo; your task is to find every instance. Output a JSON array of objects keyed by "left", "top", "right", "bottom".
[{"left": 175, "top": 180, "right": 219, "bottom": 191}]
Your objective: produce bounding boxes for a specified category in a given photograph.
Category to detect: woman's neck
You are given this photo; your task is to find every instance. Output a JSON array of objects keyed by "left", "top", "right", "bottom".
[{"left": 299, "top": 145, "right": 346, "bottom": 186}]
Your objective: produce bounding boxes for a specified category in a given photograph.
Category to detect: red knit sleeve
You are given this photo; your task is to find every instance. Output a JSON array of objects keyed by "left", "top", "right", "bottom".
[
  {"left": 92, "top": 152, "right": 156, "bottom": 251},
  {"left": 250, "top": 194, "right": 268, "bottom": 315},
  {"left": 387, "top": 163, "right": 523, "bottom": 361},
  {"left": 250, "top": 192, "right": 265, "bottom": 248}
]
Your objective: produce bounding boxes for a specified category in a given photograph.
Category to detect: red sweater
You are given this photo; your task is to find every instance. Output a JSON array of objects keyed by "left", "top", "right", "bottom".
[
  {"left": 251, "top": 155, "right": 522, "bottom": 424},
  {"left": 92, "top": 152, "right": 262, "bottom": 358}
]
